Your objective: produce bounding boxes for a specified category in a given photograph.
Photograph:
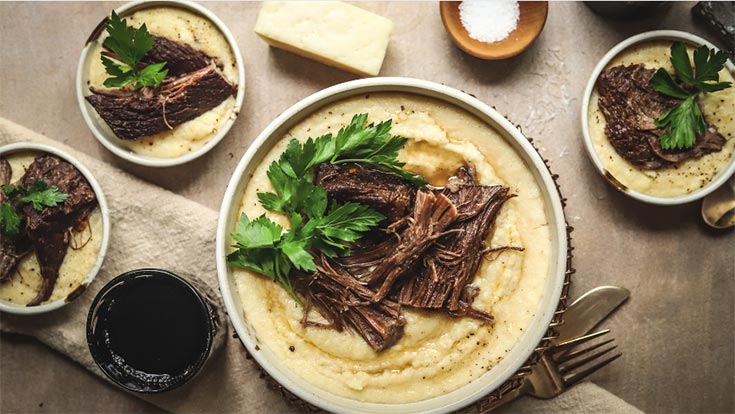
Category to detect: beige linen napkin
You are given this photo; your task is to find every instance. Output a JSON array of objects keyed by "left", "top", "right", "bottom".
[{"left": 0, "top": 118, "right": 641, "bottom": 414}]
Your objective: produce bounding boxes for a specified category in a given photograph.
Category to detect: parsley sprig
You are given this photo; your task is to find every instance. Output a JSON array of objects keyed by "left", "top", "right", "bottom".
[
  {"left": 0, "top": 180, "right": 69, "bottom": 237},
  {"left": 649, "top": 42, "right": 732, "bottom": 150},
  {"left": 228, "top": 114, "right": 425, "bottom": 302},
  {"left": 101, "top": 11, "right": 168, "bottom": 89}
]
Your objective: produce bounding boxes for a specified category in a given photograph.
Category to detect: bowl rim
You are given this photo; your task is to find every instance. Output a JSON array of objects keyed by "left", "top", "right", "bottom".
[
  {"left": 0, "top": 142, "right": 111, "bottom": 315},
  {"left": 580, "top": 29, "right": 735, "bottom": 206},
  {"left": 216, "top": 77, "right": 567, "bottom": 413},
  {"left": 75, "top": 0, "right": 246, "bottom": 168}
]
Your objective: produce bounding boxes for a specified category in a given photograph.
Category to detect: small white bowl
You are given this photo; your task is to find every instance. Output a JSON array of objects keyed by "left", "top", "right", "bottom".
[
  {"left": 581, "top": 30, "right": 735, "bottom": 205},
  {"left": 0, "top": 143, "right": 111, "bottom": 315},
  {"left": 76, "top": 0, "right": 245, "bottom": 168},
  {"left": 216, "top": 77, "right": 567, "bottom": 414}
]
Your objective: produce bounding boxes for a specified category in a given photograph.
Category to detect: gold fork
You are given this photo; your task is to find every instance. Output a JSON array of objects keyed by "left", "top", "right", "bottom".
[{"left": 485, "top": 329, "right": 622, "bottom": 411}]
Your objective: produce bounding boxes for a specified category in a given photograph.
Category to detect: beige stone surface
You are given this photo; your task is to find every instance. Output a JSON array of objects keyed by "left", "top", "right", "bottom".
[{"left": 0, "top": 1, "right": 733, "bottom": 413}]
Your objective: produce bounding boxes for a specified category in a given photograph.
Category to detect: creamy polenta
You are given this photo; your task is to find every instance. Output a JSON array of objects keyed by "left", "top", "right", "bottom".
[
  {"left": 589, "top": 40, "right": 735, "bottom": 197},
  {"left": 232, "top": 93, "right": 551, "bottom": 403},
  {"left": 87, "top": 7, "right": 238, "bottom": 158}
]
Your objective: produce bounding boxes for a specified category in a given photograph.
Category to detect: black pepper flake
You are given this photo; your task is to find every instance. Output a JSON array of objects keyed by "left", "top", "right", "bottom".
[{"left": 289, "top": 346, "right": 295, "bottom": 352}]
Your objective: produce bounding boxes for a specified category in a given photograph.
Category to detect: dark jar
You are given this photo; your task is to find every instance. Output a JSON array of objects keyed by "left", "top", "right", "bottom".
[
  {"left": 86, "top": 268, "right": 224, "bottom": 393},
  {"left": 584, "top": 1, "right": 672, "bottom": 19}
]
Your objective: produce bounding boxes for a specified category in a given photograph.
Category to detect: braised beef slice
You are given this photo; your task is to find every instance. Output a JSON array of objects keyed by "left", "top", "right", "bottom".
[
  {"left": 597, "top": 64, "right": 726, "bottom": 169},
  {"left": 103, "top": 35, "right": 212, "bottom": 77},
  {"left": 86, "top": 63, "right": 236, "bottom": 140},
  {"left": 141, "top": 35, "right": 212, "bottom": 76},
  {"left": 362, "top": 191, "right": 458, "bottom": 302},
  {"left": 294, "top": 255, "right": 405, "bottom": 352},
  {"left": 647, "top": 129, "right": 726, "bottom": 163},
  {"left": 18, "top": 156, "right": 97, "bottom": 305},
  {"left": 315, "top": 163, "right": 417, "bottom": 222},
  {"left": 0, "top": 157, "right": 24, "bottom": 283}
]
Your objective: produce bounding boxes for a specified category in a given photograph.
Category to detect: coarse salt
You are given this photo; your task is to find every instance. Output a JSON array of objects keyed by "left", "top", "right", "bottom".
[{"left": 459, "top": 0, "right": 520, "bottom": 44}]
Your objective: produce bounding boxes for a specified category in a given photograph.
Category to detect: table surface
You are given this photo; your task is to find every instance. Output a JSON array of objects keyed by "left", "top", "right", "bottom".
[{"left": 1, "top": 2, "right": 733, "bottom": 413}]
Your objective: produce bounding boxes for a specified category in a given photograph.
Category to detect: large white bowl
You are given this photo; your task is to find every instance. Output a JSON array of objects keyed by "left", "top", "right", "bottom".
[
  {"left": 76, "top": 0, "right": 246, "bottom": 168},
  {"left": 216, "top": 77, "right": 567, "bottom": 413},
  {"left": 0, "top": 143, "right": 111, "bottom": 315},
  {"left": 581, "top": 30, "right": 735, "bottom": 205}
]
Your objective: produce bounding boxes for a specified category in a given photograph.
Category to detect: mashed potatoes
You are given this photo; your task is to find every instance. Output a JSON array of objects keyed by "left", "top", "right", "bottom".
[
  {"left": 87, "top": 7, "right": 238, "bottom": 158},
  {"left": 588, "top": 40, "right": 735, "bottom": 197},
  {"left": 232, "top": 93, "right": 551, "bottom": 402},
  {"left": 0, "top": 152, "right": 103, "bottom": 305}
]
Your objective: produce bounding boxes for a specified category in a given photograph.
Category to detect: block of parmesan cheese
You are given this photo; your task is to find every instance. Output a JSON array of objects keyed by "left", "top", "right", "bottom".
[{"left": 254, "top": 1, "right": 394, "bottom": 77}]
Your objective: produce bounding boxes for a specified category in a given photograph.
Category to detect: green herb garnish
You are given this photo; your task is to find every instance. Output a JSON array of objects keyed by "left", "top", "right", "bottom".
[
  {"left": 101, "top": 11, "right": 168, "bottom": 89},
  {"left": 0, "top": 180, "right": 69, "bottom": 237},
  {"left": 649, "top": 42, "right": 732, "bottom": 150},
  {"left": 228, "top": 114, "right": 426, "bottom": 302}
]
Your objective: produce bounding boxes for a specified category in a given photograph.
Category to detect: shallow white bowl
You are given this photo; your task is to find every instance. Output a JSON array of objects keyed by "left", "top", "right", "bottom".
[
  {"left": 216, "top": 77, "right": 567, "bottom": 413},
  {"left": 0, "top": 143, "right": 111, "bottom": 315},
  {"left": 581, "top": 30, "right": 735, "bottom": 205},
  {"left": 76, "top": 0, "right": 245, "bottom": 168}
]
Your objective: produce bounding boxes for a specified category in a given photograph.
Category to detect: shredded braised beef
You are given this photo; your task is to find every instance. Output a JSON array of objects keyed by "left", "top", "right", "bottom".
[
  {"left": 597, "top": 64, "right": 725, "bottom": 169},
  {"left": 291, "top": 162, "right": 517, "bottom": 350},
  {"left": 86, "top": 63, "right": 236, "bottom": 140},
  {"left": 363, "top": 190, "right": 458, "bottom": 301},
  {"left": 0, "top": 155, "right": 98, "bottom": 305},
  {"left": 399, "top": 168, "right": 514, "bottom": 321},
  {"left": 293, "top": 255, "right": 405, "bottom": 352}
]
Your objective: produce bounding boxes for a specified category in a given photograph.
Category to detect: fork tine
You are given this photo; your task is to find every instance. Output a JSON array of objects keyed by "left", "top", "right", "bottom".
[
  {"left": 555, "top": 329, "right": 610, "bottom": 351},
  {"left": 559, "top": 345, "right": 617, "bottom": 374},
  {"left": 563, "top": 352, "right": 622, "bottom": 387},
  {"left": 555, "top": 338, "right": 615, "bottom": 363}
]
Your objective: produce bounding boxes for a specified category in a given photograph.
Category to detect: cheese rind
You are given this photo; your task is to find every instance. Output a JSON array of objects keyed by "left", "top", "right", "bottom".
[{"left": 254, "top": 1, "right": 393, "bottom": 76}]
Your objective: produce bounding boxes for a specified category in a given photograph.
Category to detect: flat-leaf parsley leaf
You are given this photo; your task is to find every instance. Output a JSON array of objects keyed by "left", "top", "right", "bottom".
[
  {"left": 649, "top": 42, "right": 732, "bottom": 150},
  {"left": 101, "top": 11, "right": 168, "bottom": 89},
  {"left": 0, "top": 180, "right": 69, "bottom": 237}
]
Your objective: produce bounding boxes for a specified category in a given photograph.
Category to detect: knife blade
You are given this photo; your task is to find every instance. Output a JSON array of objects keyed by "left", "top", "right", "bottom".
[{"left": 553, "top": 285, "right": 630, "bottom": 344}]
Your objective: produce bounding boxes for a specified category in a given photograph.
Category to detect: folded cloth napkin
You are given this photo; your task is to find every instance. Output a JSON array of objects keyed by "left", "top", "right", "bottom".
[{"left": 0, "top": 118, "right": 642, "bottom": 414}]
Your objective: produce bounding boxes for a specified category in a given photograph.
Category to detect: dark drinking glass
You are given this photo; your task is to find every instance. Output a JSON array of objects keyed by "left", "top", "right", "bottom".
[{"left": 87, "top": 268, "right": 221, "bottom": 393}]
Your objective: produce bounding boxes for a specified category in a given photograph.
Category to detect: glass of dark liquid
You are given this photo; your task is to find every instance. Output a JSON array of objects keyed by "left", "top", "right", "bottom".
[{"left": 86, "top": 268, "right": 220, "bottom": 393}]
